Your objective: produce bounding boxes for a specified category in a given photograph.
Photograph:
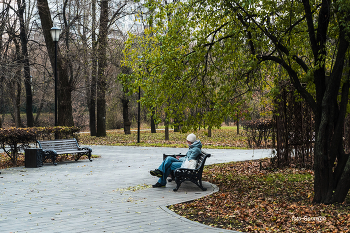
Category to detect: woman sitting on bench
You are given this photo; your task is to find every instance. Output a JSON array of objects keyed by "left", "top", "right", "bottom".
[{"left": 150, "top": 133, "right": 202, "bottom": 188}]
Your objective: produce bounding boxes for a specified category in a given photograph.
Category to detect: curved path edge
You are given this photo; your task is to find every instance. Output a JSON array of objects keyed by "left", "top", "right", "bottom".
[
  {"left": 0, "top": 146, "right": 271, "bottom": 232},
  {"left": 158, "top": 183, "right": 237, "bottom": 232}
]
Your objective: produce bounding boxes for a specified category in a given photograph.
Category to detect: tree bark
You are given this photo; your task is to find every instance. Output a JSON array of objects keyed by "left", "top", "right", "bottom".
[
  {"left": 313, "top": 11, "right": 350, "bottom": 203},
  {"left": 164, "top": 116, "right": 169, "bottom": 140},
  {"left": 17, "top": 0, "right": 34, "bottom": 127},
  {"left": 89, "top": 0, "right": 97, "bottom": 136},
  {"left": 236, "top": 113, "right": 239, "bottom": 135},
  {"left": 122, "top": 97, "right": 131, "bottom": 134},
  {"left": 96, "top": 0, "right": 108, "bottom": 137},
  {"left": 81, "top": 3, "right": 90, "bottom": 131},
  {"left": 9, "top": 77, "right": 22, "bottom": 128},
  {"left": 37, "top": 0, "right": 74, "bottom": 127},
  {"left": 173, "top": 115, "right": 180, "bottom": 132},
  {"left": 151, "top": 110, "right": 156, "bottom": 133},
  {"left": 13, "top": 39, "right": 22, "bottom": 128}
]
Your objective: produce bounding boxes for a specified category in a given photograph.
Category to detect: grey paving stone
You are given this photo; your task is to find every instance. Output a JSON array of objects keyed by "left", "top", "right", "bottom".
[{"left": 1, "top": 146, "right": 272, "bottom": 233}]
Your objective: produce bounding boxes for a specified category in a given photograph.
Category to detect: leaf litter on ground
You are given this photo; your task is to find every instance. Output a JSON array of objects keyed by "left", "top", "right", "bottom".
[
  {"left": 168, "top": 159, "right": 350, "bottom": 232},
  {"left": 2, "top": 128, "right": 349, "bottom": 232}
]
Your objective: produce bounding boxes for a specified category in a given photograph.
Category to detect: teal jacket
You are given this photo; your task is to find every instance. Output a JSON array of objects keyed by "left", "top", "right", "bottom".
[{"left": 179, "top": 140, "right": 202, "bottom": 161}]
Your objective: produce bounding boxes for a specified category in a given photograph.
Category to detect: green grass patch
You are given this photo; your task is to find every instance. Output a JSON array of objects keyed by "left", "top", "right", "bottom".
[{"left": 79, "top": 127, "right": 256, "bottom": 149}]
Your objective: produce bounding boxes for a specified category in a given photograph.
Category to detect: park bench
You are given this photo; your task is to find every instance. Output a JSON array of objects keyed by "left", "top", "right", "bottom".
[
  {"left": 37, "top": 138, "right": 92, "bottom": 165},
  {"left": 163, "top": 151, "right": 211, "bottom": 191}
]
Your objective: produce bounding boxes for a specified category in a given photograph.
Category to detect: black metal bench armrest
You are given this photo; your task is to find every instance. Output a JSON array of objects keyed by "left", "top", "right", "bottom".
[
  {"left": 79, "top": 146, "right": 92, "bottom": 152},
  {"left": 174, "top": 168, "right": 198, "bottom": 172},
  {"left": 163, "top": 153, "right": 185, "bottom": 160}
]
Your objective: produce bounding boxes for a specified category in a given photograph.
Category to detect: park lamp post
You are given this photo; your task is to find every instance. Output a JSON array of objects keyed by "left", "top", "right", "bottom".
[
  {"left": 137, "top": 56, "right": 143, "bottom": 143},
  {"left": 50, "top": 26, "right": 61, "bottom": 127},
  {"left": 138, "top": 85, "right": 141, "bottom": 143}
]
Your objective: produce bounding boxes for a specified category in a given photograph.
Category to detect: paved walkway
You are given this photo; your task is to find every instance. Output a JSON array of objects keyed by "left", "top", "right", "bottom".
[{"left": 0, "top": 146, "right": 272, "bottom": 233}]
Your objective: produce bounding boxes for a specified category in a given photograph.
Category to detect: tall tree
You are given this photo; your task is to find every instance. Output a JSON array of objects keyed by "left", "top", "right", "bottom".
[
  {"left": 37, "top": 0, "right": 74, "bottom": 126},
  {"left": 17, "top": 0, "right": 34, "bottom": 127},
  {"left": 12, "top": 38, "right": 23, "bottom": 127},
  {"left": 89, "top": 0, "right": 97, "bottom": 136},
  {"left": 147, "top": 0, "right": 157, "bottom": 133},
  {"left": 125, "top": 0, "right": 350, "bottom": 204},
  {"left": 96, "top": 0, "right": 131, "bottom": 137},
  {"left": 96, "top": 0, "right": 109, "bottom": 137},
  {"left": 1, "top": 4, "right": 24, "bottom": 127},
  {"left": 123, "top": 0, "right": 250, "bottom": 132},
  {"left": 118, "top": 66, "right": 133, "bottom": 134},
  {"left": 0, "top": 4, "right": 10, "bottom": 128}
]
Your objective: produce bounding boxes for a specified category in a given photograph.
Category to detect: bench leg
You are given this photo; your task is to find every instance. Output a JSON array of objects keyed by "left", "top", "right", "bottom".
[
  {"left": 173, "top": 182, "right": 182, "bottom": 192},
  {"left": 88, "top": 151, "right": 92, "bottom": 161},
  {"left": 51, "top": 154, "right": 57, "bottom": 166},
  {"left": 173, "top": 178, "right": 207, "bottom": 191},
  {"left": 193, "top": 179, "right": 207, "bottom": 191}
]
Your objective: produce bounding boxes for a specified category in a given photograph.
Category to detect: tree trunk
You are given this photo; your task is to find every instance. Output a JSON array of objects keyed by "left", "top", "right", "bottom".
[
  {"left": 37, "top": 0, "right": 74, "bottom": 127},
  {"left": 312, "top": 53, "right": 350, "bottom": 204},
  {"left": 225, "top": 117, "right": 229, "bottom": 126},
  {"left": 347, "top": 115, "right": 350, "bottom": 153},
  {"left": 34, "top": 79, "right": 50, "bottom": 125},
  {"left": 151, "top": 110, "right": 156, "bottom": 133},
  {"left": 11, "top": 147, "right": 18, "bottom": 166},
  {"left": 236, "top": 113, "right": 239, "bottom": 135},
  {"left": 13, "top": 39, "right": 22, "bottom": 128},
  {"left": 96, "top": 0, "right": 108, "bottom": 137},
  {"left": 59, "top": 0, "right": 74, "bottom": 127},
  {"left": 208, "top": 127, "right": 212, "bottom": 137},
  {"left": 58, "top": 75, "right": 74, "bottom": 126},
  {"left": 173, "top": 116, "right": 181, "bottom": 132},
  {"left": 164, "top": 116, "right": 169, "bottom": 140},
  {"left": 15, "top": 79, "right": 21, "bottom": 127},
  {"left": 81, "top": 8, "right": 90, "bottom": 130},
  {"left": 9, "top": 77, "right": 22, "bottom": 128},
  {"left": 148, "top": 3, "right": 156, "bottom": 134},
  {"left": 122, "top": 97, "right": 131, "bottom": 134},
  {"left": 18, "top": 0, "right": 34, "bottom": 127},
  {"left": 89, "top": 0, "right": 97, "bottom": 136}
]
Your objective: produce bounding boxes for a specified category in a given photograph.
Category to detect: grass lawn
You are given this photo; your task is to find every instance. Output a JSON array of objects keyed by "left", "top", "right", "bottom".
[{"left": 78, "top": 126, "right": 258, "bottom": 149}]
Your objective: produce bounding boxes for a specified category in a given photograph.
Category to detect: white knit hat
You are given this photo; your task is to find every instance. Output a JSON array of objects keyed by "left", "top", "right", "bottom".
[{"left": 186, "top": 133, "right": 196, "bottom": 143}]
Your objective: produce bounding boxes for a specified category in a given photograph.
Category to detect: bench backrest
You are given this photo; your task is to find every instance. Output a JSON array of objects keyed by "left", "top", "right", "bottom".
[
  {"left": 37, "top": 139, "right": 79, "bottom": 153},
  {"left": 196, "top": 151, "right": 211, "bottom": 170}
]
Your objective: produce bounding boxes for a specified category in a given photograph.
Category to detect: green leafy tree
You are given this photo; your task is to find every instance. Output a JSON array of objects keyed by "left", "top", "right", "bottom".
[
  {"left": 123, "top": 0, "right": 253, "bottom": 132},
  {"left": 123, "top": 0, "right": 350, "bottom": 204}
]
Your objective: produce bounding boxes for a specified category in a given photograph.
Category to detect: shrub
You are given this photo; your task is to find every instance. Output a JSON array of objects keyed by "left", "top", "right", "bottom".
[
  {"left": 242, "top": 119, "right": 275, "bottom": 148},
  {"left": 0, "top": 126, "right": 80, "bottom": 166}
]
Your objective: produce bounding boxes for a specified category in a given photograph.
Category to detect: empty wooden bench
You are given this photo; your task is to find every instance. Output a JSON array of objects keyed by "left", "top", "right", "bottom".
[
  {"left": 164, "top": 151, "right": 211, "bottom": 191},
  {"left": 37, "top": 138, "right": 92, "bottom": 165}
]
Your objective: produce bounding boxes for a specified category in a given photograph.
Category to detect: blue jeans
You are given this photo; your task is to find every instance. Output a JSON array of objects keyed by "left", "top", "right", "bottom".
[{"left": 157, "top": 156, "right": 182, "bottom": 185}]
